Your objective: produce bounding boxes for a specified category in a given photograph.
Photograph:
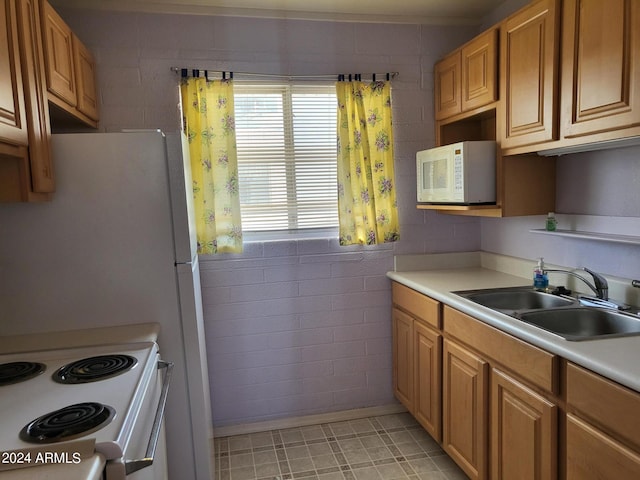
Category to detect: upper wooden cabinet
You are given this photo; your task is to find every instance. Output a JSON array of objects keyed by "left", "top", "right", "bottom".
[
  {"left": 41, "top": 0, "right": 98, "bottom": 126},
  {"left": 435, "top": 28, "right": 498, "bottom": 121},
  {"left": 461, "top": 29, "right": 498, "bottom": 113},
  {"left": 41, "top": 0, "right": 75, "bottom": 106},
  {"left": 73, "top": 34, "right": 98, "bottom": 121},
  {"left": 16, "top": 0, "right": 53, "bottom": 195},
  {"left": 499, "top": 0, "right": 560, "bottom": 149},
  {"left": 1, "top": 0, "right": 53, "bottom": 202},
  {"left": 2, "top": 0, "right": 98, "bottom": 202},
  {"left": 435, "top": 51, "right": 462, "bottom": 120},
  {"left": 560, "top": 0, "right": 640, "bottom": 139},
  {"left": 0, "top": 0, "right": 28, "bottom": 147}
]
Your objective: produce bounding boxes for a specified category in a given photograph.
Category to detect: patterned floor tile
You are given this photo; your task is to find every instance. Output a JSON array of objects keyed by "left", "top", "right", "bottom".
[{"left": 213, "top": 414, "right": 469, "bottom": 480}]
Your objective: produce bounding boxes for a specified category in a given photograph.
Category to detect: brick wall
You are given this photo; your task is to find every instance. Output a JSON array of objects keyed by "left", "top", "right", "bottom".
[
  {"left": 200, "top": 239, "right": 395, "bottom": 425},
  {"left": 58, "top": 8, "right": 481, "bottom": 426}
]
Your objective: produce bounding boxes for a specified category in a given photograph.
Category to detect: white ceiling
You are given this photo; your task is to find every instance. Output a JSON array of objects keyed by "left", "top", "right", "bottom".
[{"left": 50, "top": 0, "right": 507, "bottom": 25}]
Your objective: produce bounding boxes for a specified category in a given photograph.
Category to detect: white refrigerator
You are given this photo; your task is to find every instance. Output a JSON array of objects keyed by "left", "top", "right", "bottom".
[{"left": 0, "top": 131, "right": 213, "bottom": 480}]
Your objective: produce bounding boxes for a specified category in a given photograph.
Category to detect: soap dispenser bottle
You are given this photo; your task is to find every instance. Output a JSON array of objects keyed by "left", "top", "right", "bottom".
[{"left": 533, "top": 257, "right": 549, "bottom": 291}]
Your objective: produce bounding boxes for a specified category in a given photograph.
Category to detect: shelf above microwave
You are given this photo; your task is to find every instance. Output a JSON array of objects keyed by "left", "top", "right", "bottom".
[{"left": 416, "top": 203, "right": 503, "bottom": 217}]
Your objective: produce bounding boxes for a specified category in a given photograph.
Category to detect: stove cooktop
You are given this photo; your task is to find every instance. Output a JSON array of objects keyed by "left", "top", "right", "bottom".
[
  {"left": 53, "top": 355, "right": 137, "bottom": 384},
  {"left": 0, "top": 342, "right": 158, "bottom": 461},
  {"left": 0, "top": 361, "right": 46, "bottom": 386},
  {"left": 20, "top": 402, "right": 116, "bottom": 444}
]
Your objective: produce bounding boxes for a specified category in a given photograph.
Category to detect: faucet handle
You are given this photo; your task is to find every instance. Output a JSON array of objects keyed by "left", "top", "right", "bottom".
[{"left": 583, "top": 267, "right": 609, "bottom": 300}]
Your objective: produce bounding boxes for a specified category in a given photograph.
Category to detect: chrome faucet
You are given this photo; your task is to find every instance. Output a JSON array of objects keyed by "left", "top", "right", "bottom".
[{"left": 543, "top": 267, "right": 609, "bottom": 300}]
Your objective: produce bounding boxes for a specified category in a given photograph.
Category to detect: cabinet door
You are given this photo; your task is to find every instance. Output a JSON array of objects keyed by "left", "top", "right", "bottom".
[
  {"left": 0, "top": 0, "right": 28, "bottom": 146},
  {"left": 41, "top": 0, "right": 76, "bottom": 106},
  {"left": 491, "top": 368, "right": 558, "bottom": 480},
  {"left": 392, "top": 307, "right": 414, "bottom": 411},
  {"left": 500, "top": 0, "right": 559, "bottom": 149},
  {"left": 414, "top": 321, "right": 442, "bottom": 442},
  {"left": 566, "top": 414, "right": 640, "bottom": 480},
  {"left": 443, "top": 339, "right": 488, "bottom": 480},
  {"left": 461, "top": 29, "right": 498, "bottom": 112},
  {"left": 435, "top": 51, "right": 462, "bottom": 120},
  {"left": 73, "top": 34, "right": 98, "bottom": 121},
  {"left": 561, "top": 0, "right": 640, "bottom": 138},
  {"left": 16, "top": 0, "right": 53, "bottom": 194}
]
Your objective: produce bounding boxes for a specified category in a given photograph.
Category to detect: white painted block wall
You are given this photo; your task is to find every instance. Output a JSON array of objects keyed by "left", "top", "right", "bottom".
[
  {"left": 56, "top": 8, "right": 482, "bottom": 426},
  {"left": 54, "top": 0, "right": 640, "bottom": 427},
  {"left": 200, "top": 240, "right": 396, "bottom": 425}
]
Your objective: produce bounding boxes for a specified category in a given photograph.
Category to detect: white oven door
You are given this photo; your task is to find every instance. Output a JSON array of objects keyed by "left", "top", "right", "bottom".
[{"left": 105, "top": 361, "right": 172, "bottom": 480}]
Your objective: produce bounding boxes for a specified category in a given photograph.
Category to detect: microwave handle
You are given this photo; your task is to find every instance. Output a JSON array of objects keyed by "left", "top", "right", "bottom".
[{"left": 125, "top": 360, "right": 174, "bottom": 475}]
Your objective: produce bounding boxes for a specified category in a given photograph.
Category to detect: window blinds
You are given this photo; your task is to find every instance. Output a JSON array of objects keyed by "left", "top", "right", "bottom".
[{"left": 234, "top": 83, "right": 338, "bottom": 232}]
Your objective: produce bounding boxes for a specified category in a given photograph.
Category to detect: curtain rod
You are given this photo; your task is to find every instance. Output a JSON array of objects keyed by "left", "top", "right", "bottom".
[{"left": 171, "top": 67, "right": 398, "bottom": 82}]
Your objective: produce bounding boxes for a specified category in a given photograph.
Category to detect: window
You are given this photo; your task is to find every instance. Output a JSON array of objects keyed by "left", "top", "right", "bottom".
[{"left": 234, "top": 83, "right": 338, "bottom": 232}]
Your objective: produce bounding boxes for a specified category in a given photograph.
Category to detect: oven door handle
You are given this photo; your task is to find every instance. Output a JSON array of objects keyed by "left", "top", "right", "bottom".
[{"left": 125, "top": 360, "right": 174, "bottom": 475}]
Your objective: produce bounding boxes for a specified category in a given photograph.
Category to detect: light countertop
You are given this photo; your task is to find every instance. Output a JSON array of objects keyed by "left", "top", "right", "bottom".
[
  {"left": 388, "top": 264, "right": 640, "bottom": 393},
  {"left": 0, "top": 323, "right": 160, "bottom": 354}
]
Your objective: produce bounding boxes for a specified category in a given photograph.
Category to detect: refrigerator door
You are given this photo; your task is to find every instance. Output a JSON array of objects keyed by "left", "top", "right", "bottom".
[
  {"left": 176, "top": 257, "right": 214, "bottom": 479},
  {"left": 0, "top": 132, "right": 179, "bottom": 329},
  {"left": 0, "top": 131, "right": 212, "bottom": 480},
  {"left": 165, "top": 132, "right": 198, "bottom": 263}
]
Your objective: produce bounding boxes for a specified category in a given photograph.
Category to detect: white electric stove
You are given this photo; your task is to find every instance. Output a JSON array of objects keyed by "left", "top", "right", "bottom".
[{"left": 0, "top": 341, "right": 171, "bottom": 480}]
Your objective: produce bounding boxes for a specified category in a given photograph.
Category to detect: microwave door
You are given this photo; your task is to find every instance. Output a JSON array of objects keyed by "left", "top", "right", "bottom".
[{"left": 421, "top": 154, "right": 454, "bottom": 202}]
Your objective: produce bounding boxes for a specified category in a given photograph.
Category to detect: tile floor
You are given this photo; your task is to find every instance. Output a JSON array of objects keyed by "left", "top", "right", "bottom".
[{"left": 213, "top": 413, "right": 470, "bottom": 480}]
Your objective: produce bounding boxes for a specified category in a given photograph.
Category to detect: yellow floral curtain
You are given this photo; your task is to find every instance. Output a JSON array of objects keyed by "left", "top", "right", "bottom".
[
  {"left": 336, "top": 81, "right": 399, "bottom": 245},
  {"left": 180, "top": 77, "right": 243, "bottom": 254}
]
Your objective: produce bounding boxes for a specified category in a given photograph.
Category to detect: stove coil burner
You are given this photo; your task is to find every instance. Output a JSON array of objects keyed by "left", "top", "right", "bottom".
[
  {"left": 53, "top": 354, "right": 137, "bottom": 384},
  {"left": 20, "top": 402, "right": 115, "bottom": 443},
  {"left": 0, "top": 361, "right": 46, "bottom": 386}
]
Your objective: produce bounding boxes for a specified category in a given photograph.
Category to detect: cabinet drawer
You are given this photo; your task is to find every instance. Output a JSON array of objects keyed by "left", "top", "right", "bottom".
[
  {"left": 443, "top": 306, "right": 558, "bottom": 393},
  {"left": 566, "top": 362, "right": 640, "bottom": 450},
  {"left": 392, "top": 282, "right": 440, "bottom": 329}
]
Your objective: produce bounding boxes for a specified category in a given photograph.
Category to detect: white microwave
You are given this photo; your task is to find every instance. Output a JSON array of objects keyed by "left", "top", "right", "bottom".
[{"left": 416, "top": 141, "right": 496, "bottom": 204}]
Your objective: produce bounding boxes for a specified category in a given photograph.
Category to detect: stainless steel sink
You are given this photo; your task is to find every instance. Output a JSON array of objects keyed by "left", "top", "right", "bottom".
[
  {"left": 517, "top": 308, "right": 640, "bottom": 341},
  {"left": 456, "top": 287, "right": 576, "bottom": 312},
  {"left": 454, "top": 286, "right": 640, "bottom": 341}
]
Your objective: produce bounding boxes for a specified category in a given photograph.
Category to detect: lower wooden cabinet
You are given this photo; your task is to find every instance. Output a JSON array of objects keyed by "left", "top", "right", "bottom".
[
  {"left": 392, "top": 307, "right": 414, "bottom": 411},
  {"left": 391, "top": 282, "right": 640, "bottom": 480},
  {"left": 442, "top": 339, "right": 488, "bottom": 480},
  {"left": 566, "top": 414, "right": 640, "bottom": 480},
  {"left": 392, "top": 305, "right": 443, "bottom": 442},
  {"left": 414, "top": 320, "right": 442, "bottom": 441},
  {"left": 491, "top": 368, "right": 558, "bottom": 480},
  {"left": 565, "top": 362, "right": 640, "bottom": 479}
]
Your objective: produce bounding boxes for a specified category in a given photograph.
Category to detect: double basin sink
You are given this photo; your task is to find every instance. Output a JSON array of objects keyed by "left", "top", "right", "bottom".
[{"left": 454, "top": 287, "right": 640, "bottom": 341}]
